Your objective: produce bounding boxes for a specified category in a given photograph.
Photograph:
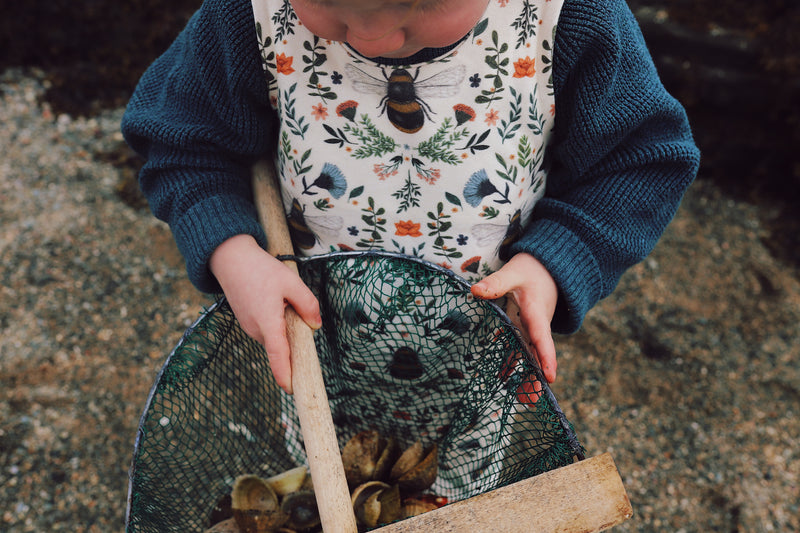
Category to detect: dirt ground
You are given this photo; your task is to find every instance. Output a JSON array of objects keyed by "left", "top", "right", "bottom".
[{"left": 1, "top": 0, "right": 799, "bottom": 531}]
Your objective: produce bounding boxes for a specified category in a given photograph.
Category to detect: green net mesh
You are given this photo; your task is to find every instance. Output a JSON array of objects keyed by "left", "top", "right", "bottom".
[{"left": 126, "top": 251, "right": 583, "bottom": 532}]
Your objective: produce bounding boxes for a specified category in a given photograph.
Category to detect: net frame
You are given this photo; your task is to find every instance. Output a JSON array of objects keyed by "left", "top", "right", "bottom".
[{"left": 126, "top": 250, "right": 584, "bottom": 532}]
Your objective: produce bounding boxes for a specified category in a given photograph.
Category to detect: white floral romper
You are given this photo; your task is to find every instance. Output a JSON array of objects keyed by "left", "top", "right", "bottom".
[{"left": 251, "top": 0, "right": 564, "bottom": 496}]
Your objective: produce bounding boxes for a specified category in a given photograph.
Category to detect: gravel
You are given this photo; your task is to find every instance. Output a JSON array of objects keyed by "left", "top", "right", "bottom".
[{"left": 1, "top": 68, "right": 798, "bottom": 532}]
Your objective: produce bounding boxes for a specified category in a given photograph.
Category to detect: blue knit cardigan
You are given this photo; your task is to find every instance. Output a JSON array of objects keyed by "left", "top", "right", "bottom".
[{"left": 121, "top": 0, "right": 700, "bottom": 334}]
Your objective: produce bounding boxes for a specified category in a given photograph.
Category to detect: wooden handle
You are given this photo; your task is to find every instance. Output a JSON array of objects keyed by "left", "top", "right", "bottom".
[
  {"left": 252, "top": 159, "right": 358, "bottom": 533},
  {"left": 373, "top": 453, "right": 632, "bottom": 533}
]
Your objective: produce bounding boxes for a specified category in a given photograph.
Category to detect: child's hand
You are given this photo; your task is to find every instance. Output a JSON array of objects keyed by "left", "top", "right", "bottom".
[
  {"left": 471, "top": 253, "right": 558, "bottom": 383},
  {"left": 209, "top": 234, "right": 322, "bottom": 394}
]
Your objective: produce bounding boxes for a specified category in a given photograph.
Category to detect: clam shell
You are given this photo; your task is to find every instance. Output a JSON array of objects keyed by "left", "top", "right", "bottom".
[
  {"left": 376, "top": 483, "right": 401, "bottom": 525},
  {"left": 389, "top": 440, "right": 424, "bottom": 481},
  {"left": 281, "top": 490, "right": 321, "bottom": 531},
  {"left": 341, "top": 430, "right": 397, "bottom": 487},
  {"left": 265, "top": 466, "right": 308, "bottom": 497},
  {"left": 395, "top": 443, "right": 438, "bottom": 494},
  {"left": 231, "top": 475, "right": 286, "bottom": 532},
  {"left": 374, "top": 436, "right": 399, "bottom": 482},
  {"left": 351, "top": 481, "right": 389, "bottom": 528}
]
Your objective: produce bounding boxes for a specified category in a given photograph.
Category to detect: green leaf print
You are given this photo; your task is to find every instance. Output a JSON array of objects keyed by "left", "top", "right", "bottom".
[
  {"left": 292, "top": 148, "right": 313, "bottom": 179},
  {"left": 313, "top": 197, "right": 333, "bottom": 210},
  {"left": 458, "top": 130, "right": 491, "bottom": 154},
  {"left": 323, "top": 123, "right": 352, "bottom": 149},
  {"left": 427, "top": 202, "right": 462, "bottom": 260},
  {"left": 497, "top": 86, "right": 522, "bottom": 143},
  {"left": 356, "top": 197, "right": 387, "bottom": 249},
  {"left": 348, "top": 185, "right": 365, "bottom": 200},
  {"left": 416, "top": 117, "right": 469, "bottom": 165},
  {"left": 392, "top": 170, "right": 422, "bottom": 213},
  {"left": 512, "top": 0, "right": 539, "bottom": 50},
  {"left": 541, "top": 25, "right": 557, "bottom": 94},
  {"left": 495, "top": 153, "right": 518, "bottom": 186},
  {"left": 477, "top": 31, "right": 508, "bottom": 105},
  {"left": 271, "top": 0, "right": 298, "bottom": 42},
  {"left": 282, "top": 83, "right": 309, "bottom": 139},
  {"left": 528, "top": 87, "right": 545, "bottom": 136},
  {"left": 481, "top": 206, "right": 500, "bottom": 220},
  {"left": 517, "top": 135, "right": 533, "bottom": 169},
  {"left": 255, "top": 23, "right": 277, "bottom": 90},
  {"left": 391, "top": 239, "right": 426, "bottom": 258},
  {"left": 302, "top": 37, "right": 337, "bottom": 102},
  {"left": 445, "top": 192, "right": 462, "bottom": 208},
  {"left": 279, "top": 131, "right": 292, "bottom": 169},
  {"left": 472, "top": 18, "right": 489, "bottom": 39},
  {"left": 345, "top": 115, "right": 398, "bottom": 159}
]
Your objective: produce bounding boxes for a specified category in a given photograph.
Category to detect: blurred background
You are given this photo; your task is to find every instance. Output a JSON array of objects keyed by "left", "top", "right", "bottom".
[{"left": 1, "top": 0, "right": 798, "bottom": 531}]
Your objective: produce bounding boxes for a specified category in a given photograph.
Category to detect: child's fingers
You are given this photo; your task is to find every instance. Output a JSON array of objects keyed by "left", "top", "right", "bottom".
[
  {"left": 519, "top": 310, "right": 557, "bottom": 383},
  {"left": 285, "top": 284, "right": 323, "bottom": 330},
  {"left": 471, "top": 269, "right": 516, "bottom": 300},
  {"left": 264, "top": 281, "right": 320, "bottom": 394},
  {"left": 261, "top": 310, "right": 294, "bottom": 394}
]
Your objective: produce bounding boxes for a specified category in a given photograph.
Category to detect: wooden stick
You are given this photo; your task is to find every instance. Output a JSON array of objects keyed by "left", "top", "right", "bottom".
[
  {"left": 252, "top": 158, "right": 631, "bottom": 532},
  {"left": 374, "top": 452, "right": 632, "bottom": 533},
  {"left": 252, "top": 159, "right": 358, "bottom": 533}
]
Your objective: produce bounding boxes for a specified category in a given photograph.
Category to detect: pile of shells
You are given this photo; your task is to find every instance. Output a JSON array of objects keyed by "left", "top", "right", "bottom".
[
  {"left": 206, "top": 466, "right": 318, "bottom": 532},
  {"left": 343, "top": 430, "right": 442, "bottom": 529},
  {"left": 205, "top": 430, "right": 443, "bottom": 532}
]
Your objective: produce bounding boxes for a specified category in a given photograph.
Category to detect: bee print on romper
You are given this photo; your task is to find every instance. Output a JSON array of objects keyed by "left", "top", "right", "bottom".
[
  {"left": 286, "top": 199, "right": 344, "bottom": 251},
  {"left": 345, "top": 64, "right": 467, "bottom": 133},
  {"left": 470, "top": 209, "right": 523, "bottom": 262}
]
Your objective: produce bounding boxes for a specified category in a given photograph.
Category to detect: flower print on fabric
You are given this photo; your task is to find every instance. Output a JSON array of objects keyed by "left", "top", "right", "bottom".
[
  {"left": 302, "top": 162, "right": 347, "bottom": 199},
  {"left": 513, "top": 56, "right": 536, "bottom": 78},
  {"left": 256, "top": 0, "right": 561, "bottom": 285},
  {"left": 250, "top": 0, "right": 566, "bottom": 496},
  {"left": 276, "top": 53, "right": 295, "bottom": 75},
  {"left": 464, "top": 169, "right": 510, "bottom": 207}
]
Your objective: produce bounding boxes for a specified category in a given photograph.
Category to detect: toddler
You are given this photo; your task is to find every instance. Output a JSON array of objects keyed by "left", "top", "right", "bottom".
[{"left": 122, "top": 0, "right": 700, "bottom": 394}]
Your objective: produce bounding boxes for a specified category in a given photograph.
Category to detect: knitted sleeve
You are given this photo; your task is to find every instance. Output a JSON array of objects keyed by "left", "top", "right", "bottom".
[
  {"left": 510, "top": 0, "right": 701, "bottom": 334},
  {"left": 121, "top": 0, "right": 274, "bottom": 294}
]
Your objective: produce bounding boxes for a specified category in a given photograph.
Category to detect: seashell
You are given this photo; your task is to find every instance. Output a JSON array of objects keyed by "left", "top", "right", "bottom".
[
  {"left": 350, "top": 481, "right": 401, "bottom": 528},
  {"left": 390, "top": 441, "right": 439, "bottom": 494},
  {"left": 374, "top": 437, "right": 399, "bottom": 482},
  {"left": 341, "top": 430, "right": 398, "bottom": 487},
  {"left": 376, "top": 483, "right": 401, "bottom": 525},
  {"left": 400, "top": 498, "right": 438, "bottom": 519},
  {"left": 389, "top": 440, "right": 424, "bottom": 481},
  {"left": 231, "top": 474, "right": 287, "bottom": 533},
  {"left": 204, "top": 517, "right": 241, "bottom": 532},
  {"left": 351, "top": 481, "right": 386, "bottom": 528},
  {"left": 265, "top": 466, "right": 308, "bottom": 497},
  {"left": 280, "top": 490, "right": 321, "bottom": 532}
]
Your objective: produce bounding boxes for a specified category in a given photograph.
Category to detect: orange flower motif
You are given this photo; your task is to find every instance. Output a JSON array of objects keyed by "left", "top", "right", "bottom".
[
  {"left": 311, "top": 103, "right": 328, "bottom": 121},
  {"left": 461, "top": 256, "right": 481, "bottom": 274},
  {"left": 395, "top": 220, "right": 422, "bottom": 237},
  {"left": 276, "top": 53, "right": 295, "bottom": 75},
  {"left": 513, "top": 56, "right": 536, "bottom": 78},
  {"left": 485, "top": 109, "right": 500, "bottom": 126}
]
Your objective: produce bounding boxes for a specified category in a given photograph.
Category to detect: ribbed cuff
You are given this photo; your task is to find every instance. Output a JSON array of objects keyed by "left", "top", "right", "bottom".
[
  {"left": 510, "top": 218, "right": 602, "bottom": 334},
  {"left": 172, "top": 194, "right": 268, "bottom": 294}
]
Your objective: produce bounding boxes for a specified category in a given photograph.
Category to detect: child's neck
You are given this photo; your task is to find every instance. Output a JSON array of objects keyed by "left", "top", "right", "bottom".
[{"left": 348, "top": 34, "right": 468, "bottom": 66}]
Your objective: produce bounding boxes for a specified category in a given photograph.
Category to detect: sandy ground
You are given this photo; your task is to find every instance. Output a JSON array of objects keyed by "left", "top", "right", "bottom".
[{"left": 1, "top": 70, "right": 798, "bottom": 532}]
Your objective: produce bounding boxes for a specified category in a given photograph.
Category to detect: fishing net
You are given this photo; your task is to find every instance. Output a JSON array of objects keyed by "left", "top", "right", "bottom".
[{"left": 126, "top": 251, "right": 584, "bottom": 532}]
